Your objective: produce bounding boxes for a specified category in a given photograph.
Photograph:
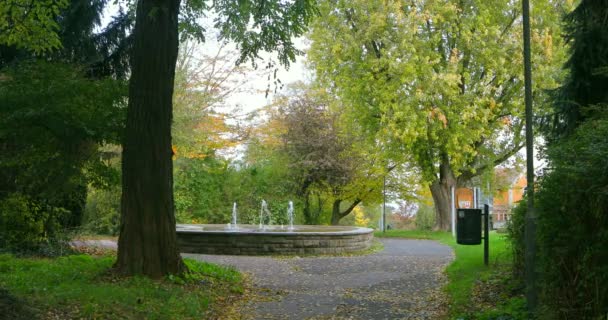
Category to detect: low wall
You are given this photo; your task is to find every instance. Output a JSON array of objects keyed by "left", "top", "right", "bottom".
[{"left": 177, "top": 228, "right": 374, "bottom": 255}]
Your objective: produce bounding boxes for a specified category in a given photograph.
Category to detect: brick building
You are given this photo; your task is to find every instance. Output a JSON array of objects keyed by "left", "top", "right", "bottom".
[{"left": 455, "top": 170, "right": 526, "bottom": 229}]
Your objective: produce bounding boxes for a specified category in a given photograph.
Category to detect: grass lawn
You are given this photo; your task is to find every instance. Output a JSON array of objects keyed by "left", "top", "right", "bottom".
[
  {"left": 376, "top": 229, "right": 524, "bottom": 319},
  {"left": 0, "top": 254, "right": 244, "bottom": 319}
]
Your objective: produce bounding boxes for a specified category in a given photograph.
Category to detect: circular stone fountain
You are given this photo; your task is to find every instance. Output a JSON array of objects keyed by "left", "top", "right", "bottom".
[{"left": 176, "top": 224, "right": 374, "bottom": 255}]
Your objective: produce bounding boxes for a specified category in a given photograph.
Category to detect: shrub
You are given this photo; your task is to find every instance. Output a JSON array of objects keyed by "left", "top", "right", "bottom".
[
  {"left": 82, "top": 186, "right": 120, "bottom": 235},
  {"left": 0, "top": 61, "right": 125, "bottom": 220},
  {"left": 415, "top": 204, "right": 436, "bottom": 231},
  {"left": 525, "top": 116, "right": 608, "bottom": 319},
  {"left": 173, "top": 157, "right": 231, "bottom": 224},
  {"left": 506, "top": 198, "right": 525, "bottom": 282},
  {"left": 0, "top": 193, "right": 69, "bottom": 254}
]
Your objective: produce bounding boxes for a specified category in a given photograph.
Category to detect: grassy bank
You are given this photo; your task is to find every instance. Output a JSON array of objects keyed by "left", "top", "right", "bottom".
[
  {"left": 376, "top": 229, "right": 524, "bottom": 319},
  {"left": 0, "top": 254, "right": 244, "bottom": 319}
]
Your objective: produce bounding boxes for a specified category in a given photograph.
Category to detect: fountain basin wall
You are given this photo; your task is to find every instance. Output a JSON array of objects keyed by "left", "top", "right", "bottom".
[{"left": 177, "top": 224, "right": 374, "bottom": 255}]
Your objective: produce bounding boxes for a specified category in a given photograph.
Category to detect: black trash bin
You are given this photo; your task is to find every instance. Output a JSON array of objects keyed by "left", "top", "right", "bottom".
[{"left": 456, "top": 208, "right": 482, "bottom": 245}]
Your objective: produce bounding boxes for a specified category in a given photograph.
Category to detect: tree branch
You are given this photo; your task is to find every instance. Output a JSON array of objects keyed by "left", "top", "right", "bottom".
[
  {"left": 339, "top": 198, "right": 362, "bottom": 218},
  {"left": 457, "top": 141, "right": 525, "bottom": 184}
]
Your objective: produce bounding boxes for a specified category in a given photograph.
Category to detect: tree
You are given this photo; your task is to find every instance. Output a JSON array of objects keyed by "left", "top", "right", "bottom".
[
  {"left": 549, "top": 0, "right": 608, "bottom": 136},
  {"left": 308, "top": 0, "right": 566, "bottom": 230},
  {"left": 117, "top": 0, "right": 317, "bottom": 276},
  {"left": 276, "top": 86, "right": 386, "bottom": 225},
  {"left": 172, "top": 41, "right": 253, "bottom": 158},
  {"left": 0, "top": 0, "right": 131, "bottom": 249},
  {"left": 234, "top": 103, "right": 300, "bottom": 224},
  {"left": 0, "top": 0, "right": 68, "bottom": 53},
  {"left": 238, "top": 84, "right": 389, "bottom": 226},
  {"left": 172, "top": 41, "right": 260, "bottom": 224},
  {"left": 280, "top": 90, "right": 356, "bottom": 224},
  {"left": 1, "top": 0, "right": 132, "bottom": 73},
  {"left": 0, "top": 61, "right": 126, "bottom": 249}
]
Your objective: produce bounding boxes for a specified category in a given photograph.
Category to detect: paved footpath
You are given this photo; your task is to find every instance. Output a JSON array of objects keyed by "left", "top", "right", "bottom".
[{"left": 184, "top": 239, "right": 453, "bottom": 320}]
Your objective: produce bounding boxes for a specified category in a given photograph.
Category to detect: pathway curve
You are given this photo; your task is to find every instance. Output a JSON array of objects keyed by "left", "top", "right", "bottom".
[{"left": 185, "top": 238, "right": 453, "bottom": 320}]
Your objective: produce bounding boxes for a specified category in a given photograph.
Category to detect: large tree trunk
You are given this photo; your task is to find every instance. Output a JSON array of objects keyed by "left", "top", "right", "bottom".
[
  {"left": 303, "top": 191, "right": 312, "bottom": 223},
  {"left": 303, "top": 191, "right": 324, "bottom": 225},
  {"left": 300, "top": 177, "right": 316, "bottom": 224},
  {"left": 330, "top": 200, "right": 342, "bottom": 225},
  {"left": 115, "top": 0, "right": 184, "bottom": 277},
  {"left": 429, "top": 155, "right": 456, "bottom": 231}
]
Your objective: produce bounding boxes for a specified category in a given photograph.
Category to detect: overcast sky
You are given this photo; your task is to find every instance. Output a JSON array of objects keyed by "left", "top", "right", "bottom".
[{"left": 100, "top": 3, "right": 311, "bottom": 115}]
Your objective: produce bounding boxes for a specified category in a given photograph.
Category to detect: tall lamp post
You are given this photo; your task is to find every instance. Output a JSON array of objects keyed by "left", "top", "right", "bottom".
[
  {"left": 383, "top": 174, "right": 387, "bottom": 233},
  {"left": 522, "top": 0, "right": 537, "bottom": 313}
]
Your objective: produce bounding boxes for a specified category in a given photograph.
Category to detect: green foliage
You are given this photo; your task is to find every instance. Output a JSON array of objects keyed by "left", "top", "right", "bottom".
[
  {"left": 0, "top": 0, "right": 132, "bottom": 77},
  {"left": 280, "top": 92, "right": 353, "bottom": 194},
  {"left": 212, "top": 0, "right": 318, "bottom": 66},
  {"left": 170, "top": 40, "right": 292, "bottom": 226},
  {"left": 0, "top": 0, "right": 130, "bottom": 242},
  {"left": 473, "top": 296, "right": 527, "bottom": 320},
  {"left": 0, "top": 61, "right": 126, "bottom": 192},
  {"left": 531, "top": 116, "right": 608, "bottom": 319},
  {"left": 260, "top": 85, "right": 385, "bottom": 225},
  {"left": 80, "top": 144, "right": 121, "bottom": 236},
  {"left": 174, "top": 157, "right": 231, "bottom": 224},
  {"left": 308, "top": 0, "right": 567, "bottom": 229},
  {"left": 414, "top": 204, "right": 436, "bottom": 231},
  {"left": 82, "top": 185, "right": 121, "bottom": 236},
  {"left": 173, "top": 156, "right": 301, "bottom": 226},
  {"left": 0, "top": 254, "right": 243, "bottom": 319},
  {"left": 0, "top": 193, "right": 68, "bottom": 253},
  {"left": 0, "top": 0, "right": 68, "bottom": 53},
  {"left": 226, "top": 160, "right": 298, "bottom": 226},
  {"left": 506, "top": 198, "right": 526, "bottom": 282},
  {"left": 174, "top": 0, "right": 319, "bottom": 69},
  {"left": 172, "top": 41, "right": 250, "bottom": 158},
  {"left": 550, "top": 0, "right": 608, "bottom": 135},
  {"left": 0, "top": 61, "right": 126, "bottom": 239},
  {"left": 516, "top": 1, "right": 608, "bottom": 318},
  {"left": 309, "top": 0, "right": 565, "bottom": 182}
]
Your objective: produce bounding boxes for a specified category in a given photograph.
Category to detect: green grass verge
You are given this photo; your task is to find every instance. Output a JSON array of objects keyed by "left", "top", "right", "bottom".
[
  {"left": 0, "top": 254, "right": 243, "bottom": 319},
  {"left": 376, "top": 229, "right": 519, "bottom": 319}
]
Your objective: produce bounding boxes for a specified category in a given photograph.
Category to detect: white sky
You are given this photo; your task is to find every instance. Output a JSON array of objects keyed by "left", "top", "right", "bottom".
[
  {"left": 223, "top": 38, "right": 312, "bottom": 115},
  {"left": 100, "top": 3, "right": 311, "bottom": 115}
]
